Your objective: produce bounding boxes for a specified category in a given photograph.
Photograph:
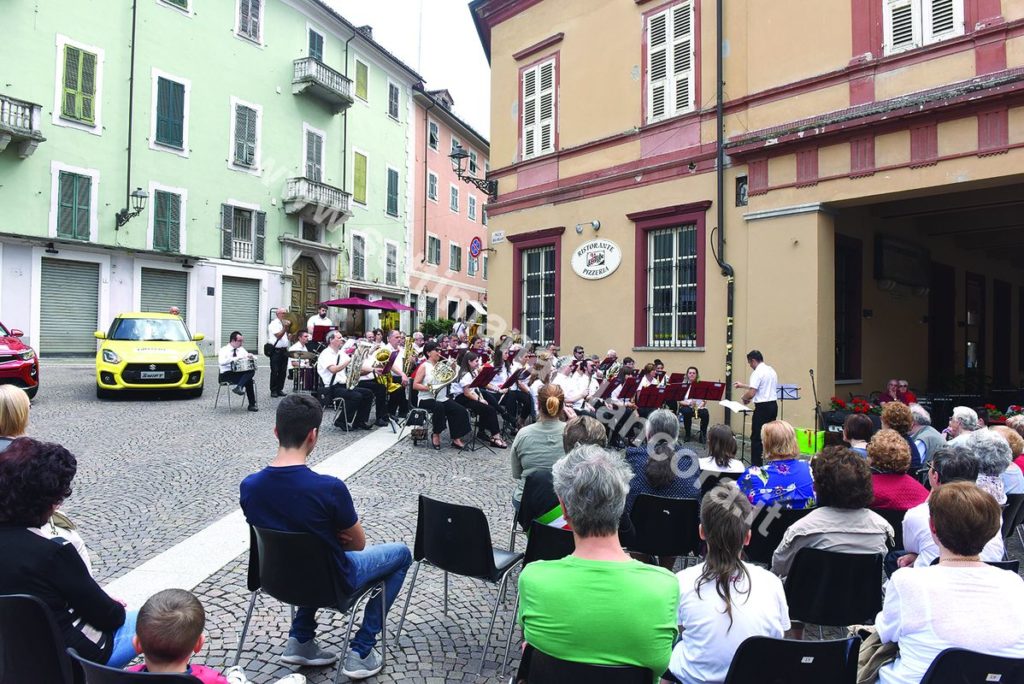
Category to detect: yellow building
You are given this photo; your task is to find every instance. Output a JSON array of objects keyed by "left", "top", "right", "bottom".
[{"left": 470, "top": 0, "right": 1024, "bottom": 431}]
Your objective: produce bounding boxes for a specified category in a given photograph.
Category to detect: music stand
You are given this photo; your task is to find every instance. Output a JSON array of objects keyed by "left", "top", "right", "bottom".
[
  {"left": 660, "top": 382, "right": 687, "bottom": 409},
  {"left": 500, "top": 367, "right": 525, "bottom": 390},
  {"left": 720, "top": 399, "right": 754, "bottom": 463},
  {"left": 776, "top": 384, "right": 800, "bottom": 420},
  {"left": 464, "top": 367, "right": 500, "bottom": 452},
  {"left": 688, "top": 381, "right": 726, "bottom": 403},
  {"left": 311, "top": 325, "right": 335, "bottom": 344},
  {"left": 636, "top": 386, "right": 664, "bottom": 414},
  {"left": 668, "top": 373, "right": 688, "bottom": 385},
  {"left": 617, "top": 376, "right": 639, "bottom": 404}
]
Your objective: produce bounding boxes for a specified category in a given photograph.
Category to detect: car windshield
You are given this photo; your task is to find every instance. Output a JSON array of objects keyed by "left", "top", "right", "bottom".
[
  {"left": 0, "top": 322, "right": 8, "bottom": 337},
  {"left": 109, "top": 318, "right": 191, "bottom": 342}
]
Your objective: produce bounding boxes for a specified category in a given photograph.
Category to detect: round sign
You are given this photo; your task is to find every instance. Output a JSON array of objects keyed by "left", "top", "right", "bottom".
[
  {"left": 469, "top": 237, "right": 483, "bottom": 258},
  {"left": 571, "top": 239, "right": 621, "bottom": 280}
]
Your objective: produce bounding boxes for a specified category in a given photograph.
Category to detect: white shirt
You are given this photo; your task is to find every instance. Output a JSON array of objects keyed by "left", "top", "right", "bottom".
[
  {"left": 289, "top": 341, "right": 311, "bottom": 367},
  {"left": 417, "top": 361, "right": 449, "bottom": 403},
  {"left": 669, "top": 562, "right": 790, "bottom": 684},
  {"left": 902, "top": 499, "right": 1005, "bottom": 568},
  {"left": 317, "top": 348, "right": 349, "bottom": 386},
  {"left": 698, "top": 456, "right": 746, "bottom": 475},
  {"left": 452, "top": 371, "right": 476, "bottom": 398},
  {"left": 749, "top": 362, "right": 778, "bottom": 403},
  {"left": 268, "top": 318, "right": 290, "bottom": 348},
  {"left": 306, "top": 314, "right": 334, "bottom": 333},
  {"left": 218, "top": 344, "right": 253, "bottom": 372},
  {"left": 876, "top": 565, "right": 1024, "bottom": 684}
]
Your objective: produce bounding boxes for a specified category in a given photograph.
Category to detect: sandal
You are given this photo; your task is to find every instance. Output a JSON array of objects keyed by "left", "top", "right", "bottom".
[
  {"left": 452, "top": 439, "right": 466, "bottom": 450},
  {"left": 490, "top": 436, "right": 508, "bottom": 449},
  {"left": 431, "top": 434, "right": 442, "bottom": 451}
]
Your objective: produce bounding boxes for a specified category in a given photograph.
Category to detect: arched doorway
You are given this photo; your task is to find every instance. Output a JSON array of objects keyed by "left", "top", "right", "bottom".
[{"left": 291, "top": 256, "right": 321, "bottom": 319}]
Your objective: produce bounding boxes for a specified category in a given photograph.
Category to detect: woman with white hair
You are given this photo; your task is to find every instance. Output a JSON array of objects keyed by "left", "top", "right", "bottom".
[
  {"left": 946, "top": 406, "right": 980, "bottom": 445},
  {"left": 967, "top": 428, "right": 1015, "bottom": 504}
]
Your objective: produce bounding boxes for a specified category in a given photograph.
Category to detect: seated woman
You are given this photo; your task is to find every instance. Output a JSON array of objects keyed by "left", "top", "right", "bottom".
[
  {"left": 666, "top": 483, "right": 790, "bottom": 684},
  {"left": 1006, "top": 416, "right": 1024, "bottom": 474},
  {"left": 624, "top": 409, "right": 700, "bottom": 518},
  {"left": 843, "top": 412, "right": 874, "bottom": 457},
  {"left": 989, "top": 426, "right": 1024, "bottom": 496},
  {"left": 678, "top": 366, "right": 711, "bottom": 444},
  {"left": 881, "top": 402, "right": 923, "bottom": 471},
  {"left": 967, "top": 428, "right": 1015, "bottom": 504},
  {"left": 772, "top": 446, "right": 892, "bottom": 579},
  {"left": 738, "top": 421, "right": 816, "bottom": 510},
  {"left": 510, "top": 384, "right": 567, "bottom": 511},
  {"left": 0, "top": 438, "right": 137, "bottom": 667},
  {"left": 451, "top": 350, "right": 508, "bottom": 449},
  {"left": 411, "top": 341, "right": 469, "bottom": 450},
  {"left": 698, "top": 424, "right": 746, "bottom": 498},
  {"left": 867, "top": 429, "right": 929, "bottom": 511},
  {"left": 875, "top": 482, "right": 1024, "bottom": 684}
]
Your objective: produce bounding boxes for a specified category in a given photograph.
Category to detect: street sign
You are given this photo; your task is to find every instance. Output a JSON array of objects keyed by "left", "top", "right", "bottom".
[
  {"left": 469, "top": 236, "right": 483, "bottom": 257},
  {"left": 490, "top": 230, "right": 505, "bottom": 244}
]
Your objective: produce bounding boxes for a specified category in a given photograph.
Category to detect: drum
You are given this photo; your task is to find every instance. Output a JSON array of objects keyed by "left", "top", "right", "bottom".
[
  {"left": 292, "top": 366, "right": 318, "bottom": 394},
  {"left": 231, "top": 357, "right": 257, "bottom": 373}
]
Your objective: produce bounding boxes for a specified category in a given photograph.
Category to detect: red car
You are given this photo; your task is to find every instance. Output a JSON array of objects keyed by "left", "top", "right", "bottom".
[{"left": 0, "top": 321, "right": 39, "bottom": 399}]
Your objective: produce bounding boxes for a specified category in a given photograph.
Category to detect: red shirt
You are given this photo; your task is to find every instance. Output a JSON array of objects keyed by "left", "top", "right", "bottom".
[
  {"left": 1014, "top": 455, "right": 1024, "bottom": 475},
  {"left": 870, "top": 473, "right": 929, "bottom": 511}
]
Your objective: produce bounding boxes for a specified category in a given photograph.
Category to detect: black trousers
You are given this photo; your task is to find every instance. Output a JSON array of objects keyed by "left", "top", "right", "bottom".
[
  {"left": 750, "top": 400, "right": 779, "bottom": 467},
  {"left": 323, "top": 384, "right": 373, "bottom": 427},
  {"left": 387, "top": 375, "right": 409, "bottom": 416},
  {"left": 357, "top": 379, "right": 390, "bottom": 421},
  {"left": 680, "top": 406, "right": 710, "bottom": 438},
  {"left": 454, "top": 394, "right": 500, "bottom": 437},
  {"left": 417, "top": 397, "right": 471, "bottom": 439},
  {"left": 219, "top": 370, "right": 256, "bottom": 406},
  {"left": 269, "top": 347, "right": 288, "bottom": 393},
  {"left": 503, "top": 389, "right": 533, "bottom": 420}
]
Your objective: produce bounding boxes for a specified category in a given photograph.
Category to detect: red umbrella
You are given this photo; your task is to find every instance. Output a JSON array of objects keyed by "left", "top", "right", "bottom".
[
  {"left": 369, "top": 299, "right": 415, "bottom": 312},
  {"left": 322, "top": 296, "right": 376, "bottom": 309}
]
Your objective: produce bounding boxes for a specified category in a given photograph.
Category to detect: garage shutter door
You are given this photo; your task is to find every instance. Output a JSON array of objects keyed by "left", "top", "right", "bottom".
[
  {"left": 221, "top": 276, "right": 260, "bottom": 347},
  {"left": 40, "top": 258, "right": 99, "bottom": 356},
  {"left": 140, "top": 268, "right": 188, "bottom": 322}
]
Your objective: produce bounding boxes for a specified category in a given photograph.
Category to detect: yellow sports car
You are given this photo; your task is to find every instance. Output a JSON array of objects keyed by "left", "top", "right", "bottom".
[{"left": 94, "top": 312, "right": 206, "bottom": 398}]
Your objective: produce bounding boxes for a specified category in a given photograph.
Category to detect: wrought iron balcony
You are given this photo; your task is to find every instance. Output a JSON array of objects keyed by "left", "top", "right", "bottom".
[
  {"left": 292, "top": 58, "right": 354, "bottom": 114},
  {"left": 0, "top": 94, "right": 45, "bottom": 158},
  {"left": 283, "top": 177, "right": 352, "bottom": 227}
]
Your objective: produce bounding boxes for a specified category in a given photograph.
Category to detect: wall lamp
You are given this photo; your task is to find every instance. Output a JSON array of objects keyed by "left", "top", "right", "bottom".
[
  {"left": 115, "top": 187, "right": 149, "bottom": 229},
  {"left": 575, "top": 220, "right": 601, "bottom": 234},
  {"left": 449, "top": 145, "right": 498, "bottom": 201},
  {"left": 45, "top": 242, "right": 59, "bottom": 255}
]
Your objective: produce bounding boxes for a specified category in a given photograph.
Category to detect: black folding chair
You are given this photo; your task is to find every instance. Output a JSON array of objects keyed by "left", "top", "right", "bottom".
[
  {"left": 518, "top": 644, "right": 652, "bottom": 684},
  {"left": 785, "top": 549, "right": 884, "bottom": 640},
  {"left": 501, "top": 522, "right": 575, "bottom": 675},
  {"left": 743, "top": 506, "right": 812, "bottom": 566},
  {"left": 724, "top": 636, "right": 861, "bottom": 683},
  {"left": 0, "top": 594, "right": 75, "bottom": 684},
  {"left": 920, "top": 647, "right": 1024, "bottom": 683},
  {"left": 232, "top": 526, "right": 386, "bottom": 684},
  {"left": 509, "top": 473, "right": 543, "bottom": 551},
  {"left": 395, "top": 495, "right": 524, "bottom": 675},
  {"left": 871, "top": 508, "right": 907, "bottom": 549},
  {"left": 626, "top": 494, "right": 700, "bottom": 566},
  {"left": 68, "top": 648, "right": 201, "bottom": 682},
  {"left": 1002, "top": 493, "right": 1024, "bottom": 544}
]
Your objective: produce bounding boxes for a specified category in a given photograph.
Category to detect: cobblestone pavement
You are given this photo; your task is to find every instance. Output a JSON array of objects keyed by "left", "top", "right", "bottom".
[{"left": 30, "top": 362, "right": 362, "bottom": 583}]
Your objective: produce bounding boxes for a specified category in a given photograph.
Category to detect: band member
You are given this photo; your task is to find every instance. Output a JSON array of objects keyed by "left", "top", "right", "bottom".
[
  {"left": 734, "top": 349, "right": 779, "bottom": 466},
  {"left": 680, "top": 366, "right": 710, "bottom": 443},
  {"left": 485, "top": 346, "right": 531, "bottom": 428},
  {"left": 218, "top": 331, "right": 257, "bottom": 412},
  {"left": 289, "top": 330, "right": 313, "bottom": 355},
  {"left": 306, "top": 304, "right": 334, "bottom": 335},
  {"left": 267, "top": 307, "right": 291, "bottom": 398},
  {"left": 411, "top": 331, "right": 425, "bottom": 356},
  {"left": 555, "top": 359, "right": 596, "bottom": 418},
  {"left": 385, "top": 330, "right": 410, "bottom": 419},
  {"left": 356, "top": 345, "right": 391, "bottom": 428},
  {"left": 412, "top": 341, "right": 469, "bottom": 450},
  {"left": 316, "top": 331, "right": 374, "bottom": 430},
  {"left": 452, "top": 351, "right": 508, "bottom": 449}
]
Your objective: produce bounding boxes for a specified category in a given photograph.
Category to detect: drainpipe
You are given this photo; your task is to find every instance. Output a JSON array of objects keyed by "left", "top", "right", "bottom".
[
  {"left": 421, "top": 95, "right": 437, "bottom": 264},
  {"left": 341, "top": 32, "right": 356, "bottom": 194},
  {"left": 714, "top": 0, "right": 737, "bottom": 426},
  {"left": 121, "top": 0, "right": 139, "bottom": 231}
]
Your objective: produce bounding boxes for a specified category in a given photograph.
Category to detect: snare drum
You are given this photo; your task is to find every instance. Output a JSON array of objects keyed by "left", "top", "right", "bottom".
[{"left": 231, "top": 357, "right": 257, "bottom": 373}]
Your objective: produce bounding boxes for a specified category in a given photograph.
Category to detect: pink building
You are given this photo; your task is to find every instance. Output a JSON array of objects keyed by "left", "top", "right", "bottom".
[{"left": 410, "top": 88, "right": 490, "bottom": 332}]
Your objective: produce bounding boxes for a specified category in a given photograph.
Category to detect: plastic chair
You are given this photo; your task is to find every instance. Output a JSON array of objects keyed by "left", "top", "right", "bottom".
[
  {"left": 232, "top": 526, "right": 385, "bottom": 684},
  {"left": 920, "top": 647, "right": 1024, "bottom": 683},
  {"left": 509, "top": 473, "right": 543, "bottom": 552},
  {"left": 785, "top": 549, "right": 884, "bottom": 639},
  {"left": 743, "top": 506, "right": 812, "bottom": 566},
  {"left": 1002, "top": 493, "right": 1024, "bottom": 543},
  {"left": 0, "top": 594, "right": 75, "bottom": 684},
  {"left": 626, "top": 494, "right": 700, "bottom": 566},
  {"left": 68, "top": 648, "right": 202, "bottom": 682},
  {"left": 501, "top": 522, "right": 575, "bottom": 675},
  {"left": 724, "top": 636, "right": 861, "bottom": 683},
  {"left": 870, "top": 508, "right": 907, "bottom": 549},
  {"left": 395, "top": 495, "right": 524, "bottom": 675},
  {"left": 517, "top": 644, "right": 652, "bottom": 684}
]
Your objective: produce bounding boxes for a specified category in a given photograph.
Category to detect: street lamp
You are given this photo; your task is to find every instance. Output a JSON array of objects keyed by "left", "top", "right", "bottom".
[
  {"left": 449, "top": 144, "right": 497, "bottom": 201},
  {"left": 115, "top": 187, "right": 149, "bottom": 229}
]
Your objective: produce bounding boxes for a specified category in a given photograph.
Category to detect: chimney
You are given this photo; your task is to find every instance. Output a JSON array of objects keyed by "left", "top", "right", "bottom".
[{"left": 357, "top": 25, "right": 373, "bottom": 40}]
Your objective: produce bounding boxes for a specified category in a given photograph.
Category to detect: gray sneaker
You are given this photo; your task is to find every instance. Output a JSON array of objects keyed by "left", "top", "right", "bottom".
[
  {"left": 342, "top": 647, "right": 383, "bottom": 679},
  {"left": 280, "top": 637, "right": 337, "bottom": 667}
]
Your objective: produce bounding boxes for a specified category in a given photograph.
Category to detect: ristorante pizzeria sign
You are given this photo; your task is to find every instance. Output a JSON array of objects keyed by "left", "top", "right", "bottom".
[{"left": 571, "top": 239, "right": 622, "bottom": 280}]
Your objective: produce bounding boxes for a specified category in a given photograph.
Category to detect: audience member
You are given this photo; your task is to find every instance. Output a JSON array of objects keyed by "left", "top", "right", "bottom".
[
  {"left": 698, "top": 424, "right": 745, "bottom": 498},
  {"left": 738, "top": 421, "right": 815, "bottom": 510},
  {"left": 876, "top": 482, "right": 1024, "bottom": 684},
  {"left": 843, "top": 413, "right": 874, "bottom": 456},
  {"left": 993, "top": 424, "right": 1024, "bottom": 475},
  {"left": 880, "top": 402, "right": 923, "bottom": 470},
  {"left": 896, "top": 380, "right": 917, "bottom": 403},
  {"left": 989, "top": 426, "right": 1024, "bottom": 496},
  {"left": 667, "top": 484, "right": 790, "bottom": 684},
  {"left": 968, "top": 428, "right": 1016, "bottom": 504},
  {"left": 625, "top": 409, "right": 700, "bottom": 516},
  {"left": 908, "top": 404, "right": 945, "bottom": 463},
  {"left": 946, "top": 406, "right": 980, "bottom": 445},
  {"left": 898, "top": 446, "right": 1005, "bottom": 569},
  {"left": 0, "top": 438, "right": 136, "bottom": 667},
  {"left": 867, "top": 429, "right": 929, "bottom": 511},
  {"left": 878, "top": 379, "right": 907, "bottom": 405},
  {"left": 562, "top": 415, "right": 607, "bottom": 452},
  {"left": 772, "top": 446, "right": 892, "bottom": 579},
  {"left": 510, "top": 384, "right": 567, "bottom": 511},
  {"left": 518, "top": 445, "right": 679, "bottom": 676},
  {"left": 239, "top": 395, "right": 412, "bottom": 679},
  {"left": 1007, "top": 415, "right": 1024, "bottom": 460}
]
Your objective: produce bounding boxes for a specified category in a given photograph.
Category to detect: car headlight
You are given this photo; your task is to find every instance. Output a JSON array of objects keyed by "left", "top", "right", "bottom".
[
  {"left": 19, "top": 349, "right": 35, "bottom": 360},
  {"left": 183, "top": 350, "right": 200, "bottom": 365},
  {"left": 102, "top": 349, "right": 121, "bottom": 364}
]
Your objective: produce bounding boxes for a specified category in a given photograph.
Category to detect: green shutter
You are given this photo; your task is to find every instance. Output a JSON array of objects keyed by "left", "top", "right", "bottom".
[
  {"left": 221, "top": 204, "right": 234, "bottom": 258},
  {"left": 62, "top": 47, "right": 80, "bottom": 118},
  {"left": 57, "top": 172, "right": 90, "bottom": 240},
  {"left": 353, "top": 152, "right": 367, "bottom": 204},
  {"left": 355, "top": 61, "right": 368, "bottom": 100},
  {"left": 156, "top": 78, "right": 184, "bottom": 148},
  {"left": 168, "top": 194, "right": 181, "bottom": 251},
  {"left": 61, "top": 46, "right": 97, "bottom": 124},
  {"left": 153, "top": 191, "right": 181, "bottom": 252},
  {"left": 80, "top": 51, "right": 96, "bottom": 122},
  {"left": 386, "top": 168, "right": 398, "bottom": 216},
  {"left": 254, "top": 211, "right": 266, "bottom": 263},
  {"left": 309, "top": 30, "right": 323, "bottom": 61}
]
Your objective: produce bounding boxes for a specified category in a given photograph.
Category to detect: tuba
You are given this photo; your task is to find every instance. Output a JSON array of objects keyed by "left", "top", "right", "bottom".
[
  {"left": 347, "top": 341, "right": 374, "bottom": 389},
  {"left": 375, "top": 346, "right": 403, "bottom": 394},
  {"left": 429, "top": 357, "right": 459, "bottom": 398}
]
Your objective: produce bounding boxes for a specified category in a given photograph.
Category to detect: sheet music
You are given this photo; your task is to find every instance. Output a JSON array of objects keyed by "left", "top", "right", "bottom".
[{"left": 719, "top": 399, "right": 753, "bottom": 414}]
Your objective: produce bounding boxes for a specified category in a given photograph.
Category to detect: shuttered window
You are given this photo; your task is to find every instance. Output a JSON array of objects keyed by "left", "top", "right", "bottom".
[
  {"left": 155, "top": 77, "right": 185, "bottom": 148},
  {"left": 521, "top": 59, "right": 555, "bottom": 159},
  {"left": 61, "top": 45, "right": 97, "bottom": 124},
  {"left": 57, "top": 171, "right": 91, "bottom": 241},
  {"left": 305, "top": 129, "right": 323, "bottom": 181},
  {"left": 40, "top": 258, "right": 99, "bottom": 355},
  {"left": 353, "top": 152, "right": 367, "bottom": 204},
  {"left": 352, "top": 235, "right": 366, "bottom": 279},
  {"left": 468, "top": 196, "right": 477, "bottom": 221},
  {"left": 469, "top": 150, "right": 478, "bottom": 174},
  {"left": 233, "top": 104, "right": 258, "bottom": 167},
  {"left": 355, "top": 60, "right": 368, "bottom": 101},
  {"left": 451, "top": 135, "right": 461, "bottom": 155},
  {"left": 153, "top": 190, "right": 181, "bottom": 252},
  {"left": 221, "top": 204, "right": 266, "bottom": 263},
  {"left": 483, "top": 255, "right": 488, "bottom": 280},
  {"left": 237, "top": 0, "right": 261, "bottom": 41},
  {"left": 428, "top": 121, "right": 439, "bottom": 150},
  {"left": 646, "top": 1, "right": 694, "bottom": 124},
  {"left": 449, "top": 244, "right": 462, "bottom": 272},
  {"left": 386, "top": 168, "right": 399, "bottom": 216},
  {"left": 468, "top": 256, "right": 478, "bottom": 277},
  {"left": 427, "top": 236, "right": 441, "bottom": 265},
  {"left": 308, "top": 29, "right": 324, "bottom": 61},
  {"left": 386, "top": 243, "right": 398, "bottom": 286},
  {"left": 449, "top": 185, "right": 459, "bottom": 213},
  {"left": 427, "top": 171, "right": 438, "bottom": 201},
  {"left": 388, "top": 82, "right": 400, "bottom": 119},
  {"left": 884, "top": 0, "right": 963, "bottom": 54}
]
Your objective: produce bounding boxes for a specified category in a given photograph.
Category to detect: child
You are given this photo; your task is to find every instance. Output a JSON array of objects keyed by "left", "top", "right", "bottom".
[{"left": 129, "top": 589, "right": 304, "bottom": 684}]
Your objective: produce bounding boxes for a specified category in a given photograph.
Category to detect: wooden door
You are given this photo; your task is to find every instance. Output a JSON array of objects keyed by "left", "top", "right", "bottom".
[{"left": 291, "top": 257, "right": 321, "bottom": 320}]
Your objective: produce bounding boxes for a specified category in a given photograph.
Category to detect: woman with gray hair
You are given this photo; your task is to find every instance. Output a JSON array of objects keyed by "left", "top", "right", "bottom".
[
  {"left": 517, "top": 445, "right": 679, "bottom": 676},
  {"left": 946, "top": 406, "right": 980, "bottom": 445},
  {"left": 624, "top": 409, "right": 699, "bottom": 521},
  {"left": 967, "top": 428, "right": 1017, "bottom": 504}
]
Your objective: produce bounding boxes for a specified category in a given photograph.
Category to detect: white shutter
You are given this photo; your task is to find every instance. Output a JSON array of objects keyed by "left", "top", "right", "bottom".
[
  {"left": 924, "top": 0, "right": 963, "bottom": 44},
  {"left": 521, "top": 59, "right": 555, "bottom": 160},
  {"left": 522, "top": 67, "right": 537, "bottom": 159},
  {"left": 647, "top": 2, "right": 693, "bottom": 124},
  {"left": 647, "top": 11, "right": 669, "bottom": 121},
  {"left": 671, "top": 3, "right": 694, "bottom": 115},
  {"left": 884, "top": 0, "right": 921, "bottom": 54}
]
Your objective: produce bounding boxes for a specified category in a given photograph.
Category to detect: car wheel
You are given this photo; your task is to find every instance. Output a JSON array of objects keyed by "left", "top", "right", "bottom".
[
  {"left": 96, "top": 386, "right": 113, "bottom": 399},
  {"left": 24, "top": 385, "right": 38, "bottom": 400}
]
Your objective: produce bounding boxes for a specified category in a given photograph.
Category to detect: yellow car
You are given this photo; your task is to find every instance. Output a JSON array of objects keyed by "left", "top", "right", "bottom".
[{"left": 94, "top": 312, "right": 206, "bottom": 398}]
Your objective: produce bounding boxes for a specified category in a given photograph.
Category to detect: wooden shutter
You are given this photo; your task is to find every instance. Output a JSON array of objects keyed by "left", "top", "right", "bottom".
[
  {"left": 234, "top": 105, "right": 256, "bottom": 166},
  {"left": 386, "top": 168, "right": 398, "bottom": 216},
  {"left": 309, "top": 29, "right": 324, "bottom": 61},
  {"left": 249, "top": 0, "right": 261, "bottom": 39},
  {"left": 254, "top": 210, "right": 266, "bottom": 263},
  {"left": 154, "top": 191, "right": 169, "bottom": 250},
  {"left": 521, "top": 59, "right": 555, "bottom": 159},
  {"left": 234, "top": 106, "right": 247, "bottom": 164},
  {"left": 156, "top": 78, "right": 184, "bottom": 148},
  {"left": 239, "top": 0, "right": 250, "bottom": 35},
  {"left": 167, "top": 193, "right": 180, "bottom": 251},
  {"left": 647, "top": 2, "right": 693, "bottom": 123},
  {"left": 353, "top": 152, "right": 367, "bottom": 204},
  {"left": 80, "top": 51, "right": 96, "bottom": 123},
  {"left": 884, "top": 0, "right": 920, "bottom": 53},
  {"left": 306, "top": 130, "right": 323, "bottom": 181},
  {"left": 62, "top": 46, "right": 80, "bottom": 118},
  {"left": 57, "top": 172, "right": 76, "bottom": 237},
  {"left": 388, "top": 84, "right": 399, "bottom": 118},
  {"left": 924, "top": 0, "right": 962, "bottom": 43},
  {"left": 386, "top": 243, "right": 397, "bottom": 285},
  {"left": 355, "top": 61, "right": 368, "bottom": 100},
  {"left": 353, "top": 236, "right": 365, "bottom": 279},
  {"left": 69, "top": 174, "right": 91, "bottom": 240},
  {"left": 221, "top": 204, "right": 234, "bottom": 258}
]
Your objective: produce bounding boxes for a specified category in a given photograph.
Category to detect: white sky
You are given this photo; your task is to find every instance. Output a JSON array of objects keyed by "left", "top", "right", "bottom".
[{"left": 326, "top": 0, "right": 491, "bottom": 139}]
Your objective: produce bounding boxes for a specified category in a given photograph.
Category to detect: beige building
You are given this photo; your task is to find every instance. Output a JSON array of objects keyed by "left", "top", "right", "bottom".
[{"left": 470, "top": 0, "right": 1024, "bottom": 431}]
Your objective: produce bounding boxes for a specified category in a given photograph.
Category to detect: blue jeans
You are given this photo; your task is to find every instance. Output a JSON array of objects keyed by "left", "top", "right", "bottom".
[
  {"left": 290, "top": 543, "right": 412, "bottom": 657},
  {"left": 106, "top": 610, "right": 139, "bottom": 668}
]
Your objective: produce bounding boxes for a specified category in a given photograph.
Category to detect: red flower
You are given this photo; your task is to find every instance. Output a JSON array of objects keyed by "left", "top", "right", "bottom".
[{"left": 985, "top": 403, "right": 997, "bottom": 410}]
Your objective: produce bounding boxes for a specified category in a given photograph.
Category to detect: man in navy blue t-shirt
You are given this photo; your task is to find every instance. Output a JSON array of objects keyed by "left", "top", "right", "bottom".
[{"left": 240, "top": 394, "right": 412, "bottom": 680}]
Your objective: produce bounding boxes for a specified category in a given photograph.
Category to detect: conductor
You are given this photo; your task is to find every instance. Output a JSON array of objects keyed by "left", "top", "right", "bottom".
[{"left": 733, "top": 350, "right": 778, "bottom": 467}]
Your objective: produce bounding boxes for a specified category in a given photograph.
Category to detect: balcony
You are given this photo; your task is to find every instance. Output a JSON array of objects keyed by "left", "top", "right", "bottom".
[
  {"left": 292, "top": 58, "right": 354, "bottom": 114},
  {"left": 0, "top": 94, "right": 45, "bottom": 158},
  {"left": 283, "top": 177, "right": 352, "bottom": 227}
]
